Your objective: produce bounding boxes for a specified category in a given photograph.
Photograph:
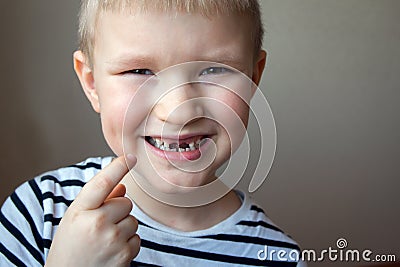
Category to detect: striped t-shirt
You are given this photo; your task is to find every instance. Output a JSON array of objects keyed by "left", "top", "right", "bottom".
[{"left": 0, "top": 157, "right": 305, "bottom": 267}]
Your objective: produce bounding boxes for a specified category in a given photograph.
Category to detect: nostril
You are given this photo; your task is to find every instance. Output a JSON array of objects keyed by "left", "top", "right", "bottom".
[{"left": 153, "top": 101, "right": 205, "bottom": 124}]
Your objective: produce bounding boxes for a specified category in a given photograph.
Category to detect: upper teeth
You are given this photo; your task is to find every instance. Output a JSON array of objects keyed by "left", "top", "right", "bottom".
[{"left": 147, "top": 137, "right": 204, "bottom": 152}]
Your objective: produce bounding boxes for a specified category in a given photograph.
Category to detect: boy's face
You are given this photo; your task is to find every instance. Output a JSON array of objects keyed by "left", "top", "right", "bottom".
[{"left": 75, "top": 9, "right": 266, "bottom": 195}]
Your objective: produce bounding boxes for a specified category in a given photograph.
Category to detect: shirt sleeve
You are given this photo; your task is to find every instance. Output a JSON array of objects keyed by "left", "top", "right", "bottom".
[{"left": 0, "top": 179, "right": 45, "bottom": 267}]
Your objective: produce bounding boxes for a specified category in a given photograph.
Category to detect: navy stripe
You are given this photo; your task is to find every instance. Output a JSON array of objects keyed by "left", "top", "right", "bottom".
[
  {"left": 138, "top": 219, "right": 155, "bottom": 229},
  {"left": 202, "top": 234, "right": 300, "bottom": 251},
  {"left": 41, "top": 175, "right": 86, "bottom": 187},
  {"left": 28, "top": 179, "right": 43, "bottom": 210},
  {"left": 42, "top": 192, "right": 73, "bottom": 206},
  {"left": 10, "top": 192, "right": 44, "bottom": 252},
  {"left": 43, "top": 239, "right": 52, "bottom": 250},
  {"left": 68, "top": 162, "right": 101, "bottom": 170},
  {"left": 0, "top": 242, "right": 27, "bottom": 267},
  {"left": 250, "top": 205, "right": 265, "bottom": 213},
  {"left": 0, "top": 210, "right": 44, "bottom": 265},
  {"left": 44, "top": 214, "right": 62, "bottom": 226},
  {"left": 141, "top": 239, "right": 296, "bottom": 266},
  {"left": 237, "top": 220, "right": 284, "bottom": 233}
]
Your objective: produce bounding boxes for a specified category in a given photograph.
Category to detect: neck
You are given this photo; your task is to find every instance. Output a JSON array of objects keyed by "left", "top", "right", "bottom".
[{"left": 121, "top": 175, "right": 242, "bottom": 232}]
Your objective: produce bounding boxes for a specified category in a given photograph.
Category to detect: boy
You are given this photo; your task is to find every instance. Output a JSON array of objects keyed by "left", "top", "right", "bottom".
[{"left": 0, "top": 0, "right": 305, "bottom": 266}]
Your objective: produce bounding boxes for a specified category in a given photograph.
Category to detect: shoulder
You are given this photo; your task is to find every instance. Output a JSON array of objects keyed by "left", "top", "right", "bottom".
[
  {"left": 34, "top": 156, "right": 113, "bottom": 205},
  {"left": 229, "top": 190, "right": 303, "bottom": 264},
  {"left": 237, "top": 190, "right": 300, "bottom": 248},
  {"left": 0, "top": 156, "right": 113, "bottom": 266},
  {"left": 38, "top": 156, "right": 112, "bottom": 184},
  {"left": 2, "top": 156, "right": 113, "bottom": 215}
]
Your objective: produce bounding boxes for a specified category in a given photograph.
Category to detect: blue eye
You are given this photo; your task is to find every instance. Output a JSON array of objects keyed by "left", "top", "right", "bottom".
[
  {"left": 124, "top": 69, "right": 154, "bottom": 75},
  {"left": 200, "top": 67, "right": 231, "bottom": 76}
]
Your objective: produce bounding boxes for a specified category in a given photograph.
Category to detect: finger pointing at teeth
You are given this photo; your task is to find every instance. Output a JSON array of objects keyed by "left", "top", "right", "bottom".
[{"left": 46, "top": 154, "right": 140, "bottom": 267}]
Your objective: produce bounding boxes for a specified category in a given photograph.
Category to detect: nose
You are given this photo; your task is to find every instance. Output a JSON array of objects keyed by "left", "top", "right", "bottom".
[{"left": 152, "top": 84, "right": 205, "bottom": 125}]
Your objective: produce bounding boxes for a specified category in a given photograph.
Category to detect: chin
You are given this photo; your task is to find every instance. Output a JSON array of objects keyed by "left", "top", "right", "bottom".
[{"left": 136, "top": 167, "right": 216, "bottom": 194}]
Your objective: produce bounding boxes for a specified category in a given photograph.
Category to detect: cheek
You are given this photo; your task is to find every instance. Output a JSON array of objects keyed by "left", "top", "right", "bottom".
[
  {"left": 231, "top": 97, "right": 250, "bottom": 125},
  {"left": 207, "top": 74, "right": 252, "bottom": 127},
  {"left": 215, "top": 92, "right": 250, "bottom": 124},
  {"left": 208, "top": 93, "right": 249, "bottom": 152},
  {"left": 99, "top": 102, "right": 127, "bottom": 155},
  {"left": 98, "top": 89, "right": 147, "bottom": 155}
]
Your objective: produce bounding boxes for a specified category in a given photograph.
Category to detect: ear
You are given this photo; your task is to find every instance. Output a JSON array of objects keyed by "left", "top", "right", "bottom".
[
  {"left": 252, "top": 50, "right": 267, "bottom": 86},
  {"left": 73, "top": 51, "right": 100, "bottom": 113}
]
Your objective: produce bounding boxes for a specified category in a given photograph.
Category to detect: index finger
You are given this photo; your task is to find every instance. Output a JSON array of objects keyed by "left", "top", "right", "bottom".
[{"left": 73, "top": 155, "right": 136, "bottom": 210}]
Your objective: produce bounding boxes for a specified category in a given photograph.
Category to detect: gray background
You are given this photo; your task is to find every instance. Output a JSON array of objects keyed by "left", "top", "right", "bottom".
[{"left": 0, "top": 1, "right": 399, "bottom": 266}]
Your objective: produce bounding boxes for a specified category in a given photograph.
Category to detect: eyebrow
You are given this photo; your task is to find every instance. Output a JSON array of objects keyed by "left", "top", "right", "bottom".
[
  {"left": 197, "top": 50, "right": 249, "bottom": 72},
  {"left": 105, "top": 54, "right": 155, "bottom": 68},
  {"left": 105, "top": 52, "right": 248, "bottom": 72}
]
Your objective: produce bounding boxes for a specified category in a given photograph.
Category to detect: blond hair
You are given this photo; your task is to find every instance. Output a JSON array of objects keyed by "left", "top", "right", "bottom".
[{"left": 78, "top": 0, "right": 264, "bottom": 66}]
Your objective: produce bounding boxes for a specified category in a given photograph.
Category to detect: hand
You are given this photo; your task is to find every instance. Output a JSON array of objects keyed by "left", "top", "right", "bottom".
[{"left": 46, "top": 155, "right": 140, "bottom": 267}]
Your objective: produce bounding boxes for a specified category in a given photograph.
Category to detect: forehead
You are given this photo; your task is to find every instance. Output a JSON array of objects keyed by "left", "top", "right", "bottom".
[{"left": 93, "top": 9, "right": 254, "bottom": 69}]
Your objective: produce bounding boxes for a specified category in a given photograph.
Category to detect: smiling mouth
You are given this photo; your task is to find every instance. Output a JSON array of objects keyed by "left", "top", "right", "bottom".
[{"left": 145, "top": 136, "right": 208, "bottom": 152}]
